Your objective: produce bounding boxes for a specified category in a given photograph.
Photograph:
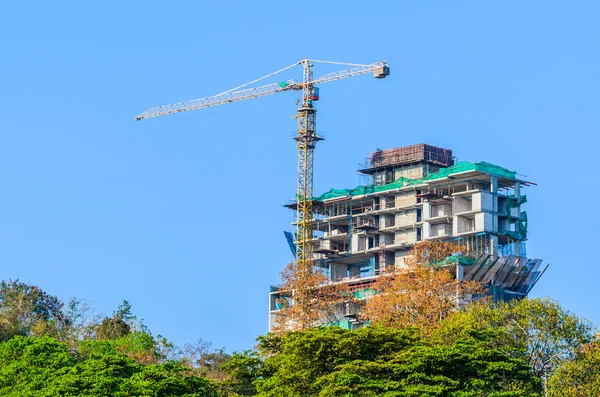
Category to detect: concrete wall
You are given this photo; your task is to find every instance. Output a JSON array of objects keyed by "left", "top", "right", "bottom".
[
  {"left": 430, "top": 203, "right": 451, "bottom": 218},
  {"left": 475, "top": 212, "right": 494, "bottom": 232},
  {"left": 394, "top": 250, "right": 411, "bottom": 268},
  {"left": 381, "top": 233, "right": 395, "bottom": 244},
  {"left": 479, "top": 192, "right": 494, "bottom": 212},
  {"left": 395, "top": 229, "right": 418, "bottom": 244},
  {"left": 422, "top": 202, "right": 430, "bottom": 218},
  {"left": 331, "top": 263, "right": 347, "bottom": 280},
  {"left": 352, "top": 234, "right": 360, "bottom": 252},
  {"left": 430, "top": 223, "right": 451, "bottom": 237},
  {"left": 455, "top": 216, "right": 476, "bottom": 234},
  {"left": 454, "top": 196, "right": 472, "bottom": 213},
  {"left": 395, "top": 193, "right": 417, "bottom": 208},
  {"left": 394, "top": 164, "right": 426, "bottom": 180},
  {"left": 396, "top": 210, "right": 418, "bottom": 226},
  {"left": 498, "top": 217, "right": 512, "bottom": 234},
  {"left": 381, "top": 196, "right": 395, "bottom": 210}
]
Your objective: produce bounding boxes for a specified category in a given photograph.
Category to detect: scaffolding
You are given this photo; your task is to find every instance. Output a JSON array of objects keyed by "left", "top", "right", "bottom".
[
  {"left": 322, "top": 198, "right": 352, "bottom": 217},
  {"left": 361, "top": 144, "right": 454, "bottom": 172},
  {"left": 459, "top": 233, "right": 495, "bottom": 257}
]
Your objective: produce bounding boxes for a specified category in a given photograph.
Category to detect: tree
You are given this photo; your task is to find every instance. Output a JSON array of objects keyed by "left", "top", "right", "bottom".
[
  {"left": 93, "top": 301, "right": 178, "bottom": 366},
  {"left": 435, "top": 298, "right": 595, "bottom": 390},
  {"left": 112, "top": 331, "right": 163, "bottom": 365},
  {"left": 220, "top": 350, "right": 263, "bottom": 396},
  {"left": 179, "top": 338, "right": 232, "bottom": 381},
  {"left": 95, "top": 300, "right": 134, "bottom": 340},
  {"left": 0, "top": 280, "right": 68, "bottom": 341},
  {"left": 256, "top": 326, "right": 419, "bottom": 397},
  {"left": 61, "top": 297, "right": 99, "bottom": 340},
  {"left": 318, "top": 332, "right": 540, "bottom": 397},
  {"left": 0, "top": 335, "right": 76, "bottom": 394},
  {"left": 548, "top": 339, "right": 600, "bottom": 396},
  {"left": 405, "top": 240, "right": 468, "bottom": 265},
  {"left": 254, "top": 326, "right": 539, "bottom": 397},
  {"left": 272, "top": 263, "right": 347, "bottom": 333},
  {"left": 0, "top": 335, "right": 220, "bottom": 396},
  {"left": 362, "top": 241, "right": 483, "bottom": 333}
]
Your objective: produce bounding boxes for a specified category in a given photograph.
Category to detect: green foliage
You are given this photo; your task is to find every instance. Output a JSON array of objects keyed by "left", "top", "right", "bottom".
[
  {"left": 126, "top": 362, "right": 219, "bottom": 397},
  {"left": 548, "top": 339, "right": 600, "bottom": 397},
  {"left": 96, "top": 316, "right": 131, "bottom": 340},
  {"left": 318, "top": 332, "right": 539, "bottom": 396},
  {"left": 254, "top": 326, "right": 538, "bottom": 397},
  {"left": 220, "top": 351, "right": 262, "bottom": 396},
  {"left": 257, "top": 326, "right": 418, "bottom": 396},
  {"left": 0, "top": 279, "right": 594, "bottom": 397},
  {"left": 0, "top": 336, "right": 219, "bottom": 396},
  {"left": 0, "top": 336, "right": 75, "bottom": 395},
  {"left": 434, "top": 298, "right": 595, "bottom": 381},
  {"left": 96, "top": 300, "right": 134, "bottom": 341}
]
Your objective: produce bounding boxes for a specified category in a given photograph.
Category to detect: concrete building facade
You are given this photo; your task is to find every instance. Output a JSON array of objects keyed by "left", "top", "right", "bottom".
[{"left": 270, "top": 144, "right": 537, "bottom": 330}]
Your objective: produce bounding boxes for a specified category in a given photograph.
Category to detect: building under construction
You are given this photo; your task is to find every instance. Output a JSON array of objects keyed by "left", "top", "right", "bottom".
[{"left": 270, "top": 143, "right": 546, "bottom": 330}]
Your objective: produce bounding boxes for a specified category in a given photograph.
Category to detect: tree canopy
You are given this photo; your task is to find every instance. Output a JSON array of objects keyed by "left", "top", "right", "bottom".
[
  {"left": 0, "top": 278, "right": 593, "bottom": 397},
  {"left": 362, "top": 241, "right": 484, "bottom": 333},
  {"left": 255, "top": 326, "right": 540, "bottom": 397},
  {"left": 272, "top": 263, "right": 347, "bottom": 333},
  {"left": 0, "top": 336, "right": 219, "bottom": 396},
  {"left": 434, "top": 298, "right": 595, "bottom": 380},
  {"left": 548, "top": 339, "right": 600, "bottom": 396}
]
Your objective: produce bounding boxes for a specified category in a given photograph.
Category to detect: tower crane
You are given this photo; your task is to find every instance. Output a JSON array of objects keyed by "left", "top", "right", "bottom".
[{"left": 135, "top": 59, "right": 389, "bottom": 280}]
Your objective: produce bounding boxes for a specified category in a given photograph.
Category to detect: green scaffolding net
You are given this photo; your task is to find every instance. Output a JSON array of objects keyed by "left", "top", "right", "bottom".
[
  {"left": 504, "top": 195, "right": 528, "bottom": 239},
  {"left": 313, "top": 161, "right": 518, "bottom": 201}
]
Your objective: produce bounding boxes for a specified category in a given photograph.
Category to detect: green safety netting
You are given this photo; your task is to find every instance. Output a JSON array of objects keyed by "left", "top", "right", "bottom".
[
  {"left": 313, "top": 161, "right": 518, "bottom": 201},
  {"left": 504, "top": 211, "right": 528, "bottom": 240},
  {"left": 314, "top": 177, "right": 411, "bottom": 201},
  {"left": 506, "top": 195, "right": 527, "bottom": 217},
  {"left": 426, "top": 254, "right": 477, "bottom": 268},
  {"left": 408, "top": 161, "right": 517, "bottom": 185},
  {"left": 504, "top": 195, "right": 528, "bottom": 239}
]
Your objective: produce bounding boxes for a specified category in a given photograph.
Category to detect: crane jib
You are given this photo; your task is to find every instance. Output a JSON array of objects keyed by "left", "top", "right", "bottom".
[{"left": 133, "top": 59, "right": 389, "bottom": 301}]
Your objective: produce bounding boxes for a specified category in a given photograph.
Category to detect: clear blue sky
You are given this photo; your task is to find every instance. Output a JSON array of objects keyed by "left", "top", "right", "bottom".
[{"left": 1, "top": 1, "right": 598, "bottom": 351}]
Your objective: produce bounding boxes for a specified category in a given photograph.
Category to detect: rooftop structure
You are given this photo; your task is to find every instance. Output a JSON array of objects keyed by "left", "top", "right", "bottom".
[
  {"left": 360, "top": 144, "right": 454, "bottom": 184},
  {"left": 271, "top": 144, "right": 544, "bottom": 330}
]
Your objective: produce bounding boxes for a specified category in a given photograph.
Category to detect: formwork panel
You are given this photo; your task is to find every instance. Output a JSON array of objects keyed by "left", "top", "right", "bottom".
[{"left": 361, "top": 144, "right": 454, "bottom": 173}]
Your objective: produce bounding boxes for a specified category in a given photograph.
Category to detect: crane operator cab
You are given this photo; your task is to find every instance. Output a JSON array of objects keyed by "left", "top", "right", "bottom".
[{"left": 309, "top": 87, "right": 320, "bottom": 101}]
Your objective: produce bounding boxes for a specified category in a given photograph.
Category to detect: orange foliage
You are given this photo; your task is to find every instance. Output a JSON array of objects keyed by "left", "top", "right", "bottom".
[
  {"left": 404, "top": 240, "right": 467, "bottom": 267},
  {"left": 272, "top": 263, "right": 348, "bottom": 334},
  {"left": 362, "top": 241, "right": 484, "bottom": 334}
]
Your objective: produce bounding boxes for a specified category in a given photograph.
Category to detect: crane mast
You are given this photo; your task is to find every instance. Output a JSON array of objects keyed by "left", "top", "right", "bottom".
[
  {"left": 135, "top": 59, "right": 389, "bottom": 281},
  {"left": 295, "top": 60, "right": 322, "bottom": 279}
]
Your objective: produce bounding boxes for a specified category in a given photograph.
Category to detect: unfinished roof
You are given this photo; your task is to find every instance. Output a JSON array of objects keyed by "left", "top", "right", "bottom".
[
  {"left": 313, "top": 161, "right": 527, "bottom": 201},
  {"left": 359, "top": 144, "right": 454, "bottom": 174}
]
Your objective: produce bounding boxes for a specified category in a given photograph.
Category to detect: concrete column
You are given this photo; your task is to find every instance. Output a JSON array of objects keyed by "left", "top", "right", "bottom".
[
  {"left": 515, "top": 182, "right": 522, "bottom": 257},
  {"left": 456, "top": 264, "right": 464, "bottom": 281},
  {"left": 422, "top": 202, "right": 431, "bottom": 239},
  {"left": 491, "top": 176, "right": 498, "bottom": 255}
]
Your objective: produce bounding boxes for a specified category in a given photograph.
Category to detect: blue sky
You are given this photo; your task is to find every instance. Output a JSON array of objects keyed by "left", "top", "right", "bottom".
[{"left": 1, "top": 1, "right": 598, "bottom": 351}]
